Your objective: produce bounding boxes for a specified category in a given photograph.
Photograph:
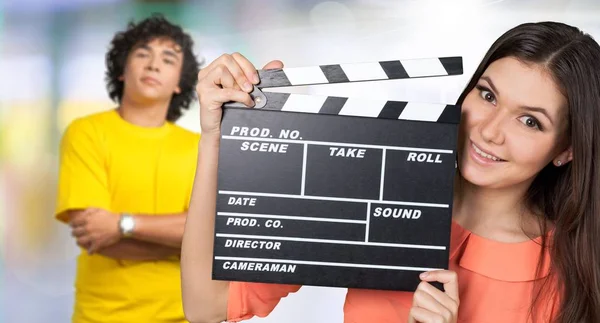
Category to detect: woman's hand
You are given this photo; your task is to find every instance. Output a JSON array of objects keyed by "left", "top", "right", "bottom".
[
  {"left": 408, "top": 270, "right": 460, "bottom": 323},
  {"left": 195, "top": 52, "right": 283, "bottom": 136}
]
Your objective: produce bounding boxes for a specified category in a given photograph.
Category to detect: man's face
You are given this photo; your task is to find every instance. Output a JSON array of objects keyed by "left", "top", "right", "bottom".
[{"left": 120, "top": 37, "right": 184, "bottom": 104}]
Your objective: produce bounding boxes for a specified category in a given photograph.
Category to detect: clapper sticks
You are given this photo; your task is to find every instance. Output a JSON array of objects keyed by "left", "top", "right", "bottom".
[{"left": 212, "top": 56, "right": 463, "bottom": 292}]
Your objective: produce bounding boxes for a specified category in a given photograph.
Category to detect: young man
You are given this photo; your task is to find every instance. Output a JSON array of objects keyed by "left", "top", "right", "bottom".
[{"left": 55, "top": 15, "right": 201, "bottom": 323}]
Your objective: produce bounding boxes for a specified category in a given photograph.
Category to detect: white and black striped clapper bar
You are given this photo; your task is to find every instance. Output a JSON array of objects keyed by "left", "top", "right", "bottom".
[{"left": 212, "top": 56, "right": 463, "bottom": 292}]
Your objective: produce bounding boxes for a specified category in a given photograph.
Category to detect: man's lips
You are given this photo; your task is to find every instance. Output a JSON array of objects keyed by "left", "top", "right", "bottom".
[{"left": 141, "top": 76, "right": 161, "bottom": 86}]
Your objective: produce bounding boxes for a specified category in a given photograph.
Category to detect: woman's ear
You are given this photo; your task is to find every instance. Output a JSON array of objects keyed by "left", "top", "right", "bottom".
[{"left": 553, "top": 146, "right": 573, "bottom": 167}]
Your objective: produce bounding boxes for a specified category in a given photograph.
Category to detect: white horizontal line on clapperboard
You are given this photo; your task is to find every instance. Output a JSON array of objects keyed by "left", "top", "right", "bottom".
[
  {"left": 214, "top": 256, "right": 443, "bottom": 272},
  {"left": 217, "top": 212, "right": 366, "bottom": 224},
  {"left": 221, "top": 135, "right": 454, "bottom": 154},
  {"left": 219, "top": 190, "right": 449, "bottom": 208},
  {"left": 222, "top": 56, "right": 463, "bottom": 124},
  {"left": 215, "top": 233, "right": 447, "bottom": 250}
]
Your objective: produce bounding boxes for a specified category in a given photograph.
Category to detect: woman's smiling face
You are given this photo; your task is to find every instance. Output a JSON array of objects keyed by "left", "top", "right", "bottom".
[{"left": 458, "top": 56, "right": 571, "bottom": 189}]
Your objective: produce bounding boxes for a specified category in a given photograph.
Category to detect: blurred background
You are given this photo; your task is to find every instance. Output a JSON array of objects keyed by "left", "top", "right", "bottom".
[{"left": 1, "top": 0, "right": 599, "bottom": 322}]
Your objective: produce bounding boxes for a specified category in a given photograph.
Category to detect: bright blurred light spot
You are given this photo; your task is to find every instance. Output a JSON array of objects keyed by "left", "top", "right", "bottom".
[
  {"left": 0, "top": 171, "right": 6, "bottom": 252},
  {"left": 310, "top": 1, "right": 356, "bottom": 29},
  {"left": 176, "top": 105, "right": 201, "bottom": 133},
  {"left": 3, "top": 101, "right": 51, "bottom": 170},
  {"left": 3, "top": 0, "right": 123, "bottom": 13},
  {"left": 0, "top": 56, "right": 51, "bottom": 102},
  {"left": 60, "top": 54, "right": 110, "bottom": 101}
]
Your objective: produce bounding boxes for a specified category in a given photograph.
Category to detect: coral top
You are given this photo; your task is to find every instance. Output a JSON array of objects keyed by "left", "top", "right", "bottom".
[{"left": 227, "top": 221, "right": 558, "bottom": 322}]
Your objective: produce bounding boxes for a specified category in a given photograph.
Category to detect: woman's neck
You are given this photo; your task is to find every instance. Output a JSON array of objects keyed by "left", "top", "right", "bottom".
[{"left": 452, "top": 175, "right": 541, "bottom": 242}]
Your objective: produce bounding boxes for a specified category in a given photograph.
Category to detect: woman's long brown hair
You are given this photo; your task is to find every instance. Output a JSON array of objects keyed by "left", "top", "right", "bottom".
[{"left": 456, "top": 22, "right": 600, "bottom": 322}]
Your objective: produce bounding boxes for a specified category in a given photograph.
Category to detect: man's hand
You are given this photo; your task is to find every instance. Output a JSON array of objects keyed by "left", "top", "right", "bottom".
[
  {"left": 408, "top": 270, "right": 460, "bottom": 323},
  {"left": 70, "top": 208, "right": 121, "bottom": 254},
  {"left": 98, "top": 240, "right": 181, "bottom": 261}
]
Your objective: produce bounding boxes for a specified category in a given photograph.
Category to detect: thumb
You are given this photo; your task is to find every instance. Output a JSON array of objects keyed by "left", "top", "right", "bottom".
[{"left": 262, "top": 60, "right": 284, "bottom": 70}]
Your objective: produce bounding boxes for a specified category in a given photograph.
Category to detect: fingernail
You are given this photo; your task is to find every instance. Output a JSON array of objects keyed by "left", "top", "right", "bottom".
[
  {"left": 252, "top": 73, "right": 259, "bottom": 84},
  {"left": 243, "top": 82, "right": 253, "bottom": 92},
  {"left": 420, "top": 272, "right": 429, "bottom": 279}
]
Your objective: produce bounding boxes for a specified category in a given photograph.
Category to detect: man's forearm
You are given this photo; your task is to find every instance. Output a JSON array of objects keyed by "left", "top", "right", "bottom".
[
  {"left": 129, "top": 213, "right": 187, "bottom": 247},
  {"left": 97, "top": 239, "right": 180, "bottom": 260}
]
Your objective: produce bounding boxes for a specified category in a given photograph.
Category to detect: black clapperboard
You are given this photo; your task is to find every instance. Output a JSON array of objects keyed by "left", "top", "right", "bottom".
[{"left": 212, "top": 56, "right": 463, "bottom": 292}]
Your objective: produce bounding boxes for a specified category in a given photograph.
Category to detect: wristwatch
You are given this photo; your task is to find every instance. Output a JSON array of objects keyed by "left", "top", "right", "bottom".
[{"left": 119, "top": 213, "right": 136, "bottom": 237}]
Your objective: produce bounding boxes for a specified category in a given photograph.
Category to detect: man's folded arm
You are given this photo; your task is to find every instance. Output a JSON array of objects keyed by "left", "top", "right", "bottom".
[
  {"left": 97, "top": 239, "right": 180, "bottom": 261},
  {"left": 127, "top": 212, "right": 187, "bottom": 248},
  {"left": 66, "top": 210, "right": 180, "bottom": 260}
]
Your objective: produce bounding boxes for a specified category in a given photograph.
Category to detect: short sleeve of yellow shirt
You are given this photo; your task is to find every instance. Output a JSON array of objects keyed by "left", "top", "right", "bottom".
[{"left": 56, "top": 117, "right": 111, "bottom": 222}]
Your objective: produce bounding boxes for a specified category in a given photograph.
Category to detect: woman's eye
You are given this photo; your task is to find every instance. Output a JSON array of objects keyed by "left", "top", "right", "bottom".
[
  {"left": 518, "top": 116, "right": 541, "bottom": 130},
  {"left": 475, "top": 85, "right": 496, "bottom": 104},
  {"left": 480, "top": 90, "right": 495, "bottom": 103}
]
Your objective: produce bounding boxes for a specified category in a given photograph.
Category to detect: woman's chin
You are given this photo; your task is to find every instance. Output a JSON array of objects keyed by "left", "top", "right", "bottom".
[{"left": 459, "top": 165, "right": 502, "bottom": 189}]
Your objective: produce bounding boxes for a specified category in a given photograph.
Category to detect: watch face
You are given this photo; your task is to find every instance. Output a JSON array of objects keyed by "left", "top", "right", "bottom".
[{"left": 121, "top": 216, "right": 135, "bottom": 232}]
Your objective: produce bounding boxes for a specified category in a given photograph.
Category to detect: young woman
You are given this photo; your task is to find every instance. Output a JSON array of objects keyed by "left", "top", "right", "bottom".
[{"left": 181, "top": 21, "right": 600, "bottom": 323}]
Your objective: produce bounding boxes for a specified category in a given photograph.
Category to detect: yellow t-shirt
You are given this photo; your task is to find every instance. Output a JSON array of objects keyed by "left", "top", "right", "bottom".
[{"left": 55, "top": 109, "right": 200, "bottom": 323}]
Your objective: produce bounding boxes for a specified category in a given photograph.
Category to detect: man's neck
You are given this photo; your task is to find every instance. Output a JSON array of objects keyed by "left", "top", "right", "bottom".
[
  {"left": 452, "top": 175, "right": 540, "bottom": 242},
  {"left": 118, "top": 95, "right": 170, "bottom": 128}
]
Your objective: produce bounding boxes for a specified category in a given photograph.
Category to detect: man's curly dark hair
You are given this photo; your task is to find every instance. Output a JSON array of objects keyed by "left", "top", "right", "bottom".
[{"left": 105, "top": 14, "right": 200, "bottom": 122}]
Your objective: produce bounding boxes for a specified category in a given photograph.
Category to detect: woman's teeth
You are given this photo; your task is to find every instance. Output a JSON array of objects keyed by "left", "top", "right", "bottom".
[{"left": 472, "top": 143, "right": 502, "bottom": 161}]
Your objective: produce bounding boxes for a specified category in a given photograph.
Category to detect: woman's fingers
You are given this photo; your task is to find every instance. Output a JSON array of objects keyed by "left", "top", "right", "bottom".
[
  {"left": 207, "top": 87, "right": 254, "bottom": 108},
  {"left": 417, "top": 280, "right": 459, "bottom": 314},
  {"left": 195, "top": 53, "right": 285, "bottom": 135},
  {"left": 262, "top": 59, "right": 284, "bottom": 70},
  {"left": 212, "top": 64, "right": 237, "bottom": 90},
  {"left": 231, "top": 52, "right": 260, "bottom": 85},
  {"left": 419, "top": 270, "right": 460, "bottom": 303},
  {"left": 205, "top": 53, "right": 254, "bottom": 92},
  {"left": 413, "top": 285, "right": 452, "bottom": 318},
  {"left": 200, "top": 64, "right": 253, "bottom": 107}
]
